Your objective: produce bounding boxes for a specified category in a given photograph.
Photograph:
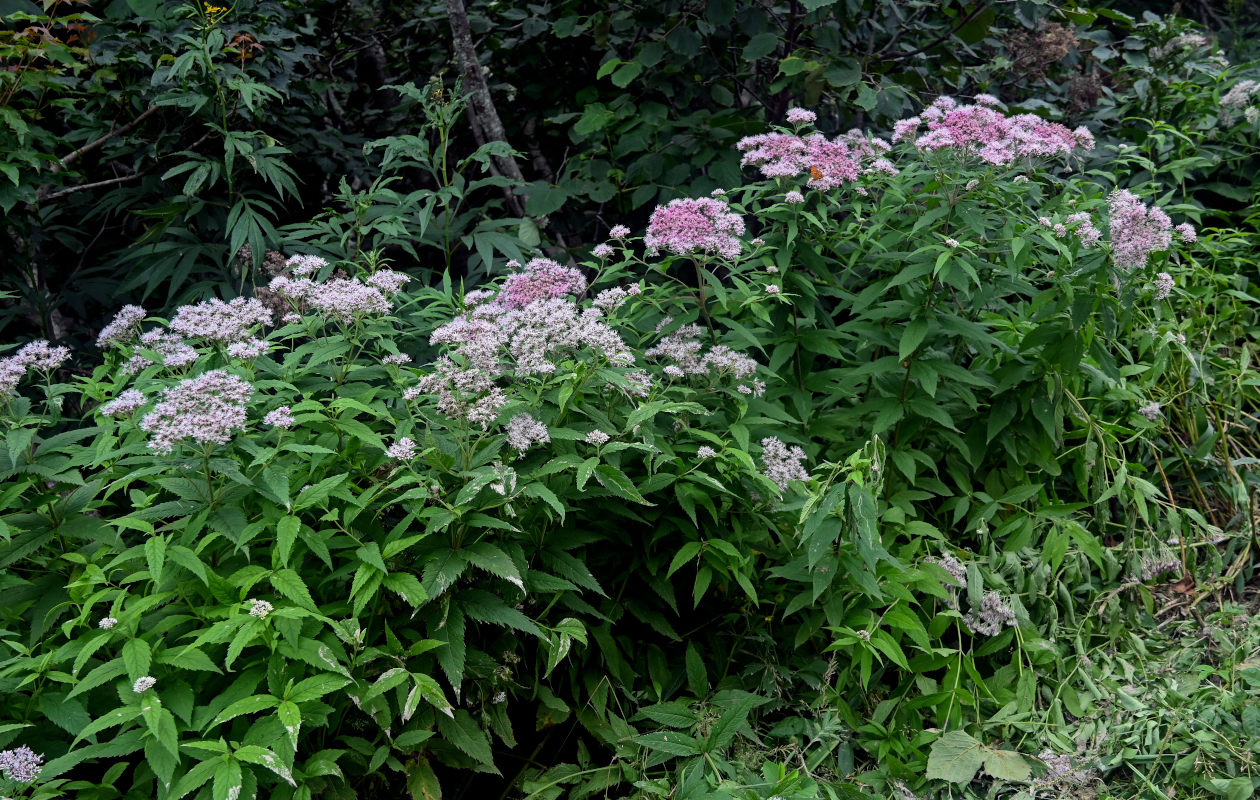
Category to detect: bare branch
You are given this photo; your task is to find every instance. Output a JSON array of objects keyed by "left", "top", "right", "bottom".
[
  {"left": 40, "top": 172, "right": 148, "bottom": 203},
  {"left": 48, "top": 105, "right": 160, "bottom": 176}
]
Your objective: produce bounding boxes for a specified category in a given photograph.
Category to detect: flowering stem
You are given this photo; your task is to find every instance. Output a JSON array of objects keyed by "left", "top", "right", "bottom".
[{"left": 693, "top": 260, "right": 717, "bottom": 343}]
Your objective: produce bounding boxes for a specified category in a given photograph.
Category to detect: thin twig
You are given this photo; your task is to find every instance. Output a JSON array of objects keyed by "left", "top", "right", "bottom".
[
  {"left": 47, "top": 105, "right": 160, "bottom": 176},
  {"left": 877, "top": 5, "right": 986, "bottom": 63},
  {"left": 40, "top": 171, "right": 150, "bottom": 202}
]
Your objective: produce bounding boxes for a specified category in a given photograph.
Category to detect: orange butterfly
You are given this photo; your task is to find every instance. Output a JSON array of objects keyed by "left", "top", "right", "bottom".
[{"left": 810, "top": 166, "right": 824, "bottom": 180}]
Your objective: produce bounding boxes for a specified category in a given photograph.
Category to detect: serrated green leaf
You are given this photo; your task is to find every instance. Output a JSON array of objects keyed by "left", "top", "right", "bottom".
[
  {"left": 270, "top": 568, "right": 316, "bottom": 610},
  {"left": 277, "top": 701, "right": 301, "bottom": 750},
  {"left": 983, "top": 748, "right": 1031, "bottom": 782},
  {"left": 633, "top": 731, "right": 701, "bottom": 757},
  {"left": 593, "top": 464, "right": 653, "bottom": 505},
  {"left": 927, "top": 730, "right": 985, "bottom": 784},
  {"left": 146, "top": 535, "right": 167, "bottom": 584},
  {"left": 436, "top": 710, "right": 497, "bottom": 770},
  {"left": 209, "top": 694, "right": 279, "bottom": 729}
]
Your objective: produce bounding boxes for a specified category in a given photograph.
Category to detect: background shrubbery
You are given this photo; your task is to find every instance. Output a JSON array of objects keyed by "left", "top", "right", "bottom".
[{"left": 2, "top": 1, "right": 1259, "bottom": 799}]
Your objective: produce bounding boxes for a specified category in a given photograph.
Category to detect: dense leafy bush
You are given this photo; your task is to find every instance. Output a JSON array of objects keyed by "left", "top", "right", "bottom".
[{"left": 4, "top": 70, "right": 1258, "bottom": 799}]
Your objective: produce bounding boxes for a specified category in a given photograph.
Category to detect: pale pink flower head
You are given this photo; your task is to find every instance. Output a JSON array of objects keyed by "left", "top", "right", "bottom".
[
  {"left": 170, "top": 297, "right": 272, "bottom": 343},
  {"left": 263, "top": 405, "right": 294, "bottom": 429},
  {"left": 139, "top": 369, "right": 253, "bottom": 454},
  {"left": 891, "top": 117, "right": 921, "bottom": 143},
  {"left": 0, "top": 744, "right": 43, "bottom": 783},
  {"left": 496, "top": 258, "right": 587, "bottom": 309},
  {"left": 608, "top": 225, "right": 631, "bottom": 239},
  {"left": 903, "top": 98, "right": 1091, "bottom": 165},
  {"left": 785, "top": 190, "right": 804, "bottom": 204},
  {"left": 97, "top": 305, "right": 147, "bottom": 349},
  {"left": 15, "top": 340, "right": 71, "bottom": 371},
  {"left": 584, "top": 430, "right": 610, "bottom": 446},
  {"left": 760, "top": 436, "right": 809, "bottom": 491},
  {"left": 737, "top": 132, "right": 810, "bottom": 179},
  {"left": 1175, "top": 223, "right": 1197, "bottom": 243},
  {"left": 803, "top": 134, "right": 860, "bottom": 190},
  {"left": 286, "top": 254, "right": 327, "bottom": 277},
  {"left": 100, "top": 389, "right": 147, "bottom": 418},
  {"left": 364, "top": 269, "right": 412, "bottom": 294},
  {"left": 973, "top": 93, "right": 1002, "bottom": 107},
  {"left": 645, "top": 197, "right": 745, "bottom": 259},
  {"left": 307, "top": 278, "right": 392, "bottom": 323},
  {"left": 227, "top": 338, "right": 269, "bottom": 360},
  {"left": 506, "top": 413, "right": 550, "bottom": 453},
  {"left": 786, "top": 107, "right": 817, "bottom": 126},
  {"left": 1108, "top": 190, "right": 1174, "bottom": 270},
  {"left": 592, "top": 243, "right": 614, "bottom": 259},
  {"left": 386, "top": 436, "right": 417, "bottom": 461},
  {"left": 0, "top": 340, "right": 71, "bottom": 397},
  {"left": 1153, "top": 272, "right": 1175, "bottom": 300}
]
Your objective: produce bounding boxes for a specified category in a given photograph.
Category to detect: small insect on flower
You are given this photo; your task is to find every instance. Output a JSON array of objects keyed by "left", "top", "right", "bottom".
[
  {"left": 133, "top": 676, "right": 157, "bottom": 693},
  {"left": 810, "top": 166, "right": 824, "bottom": 181}
]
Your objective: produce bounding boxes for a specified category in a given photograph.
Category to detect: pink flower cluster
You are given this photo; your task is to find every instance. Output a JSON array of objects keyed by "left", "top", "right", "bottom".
[
  {"left": 1042, "top": 212, "right": 1102, "bottom": 248},
  {"left": 645, "top": 197, "right": 745, "bottom": 259},
  {"left": 263, "top": 405, "right": 294, "bottom": 429},
  {"left": 737, "top": 127, "right": 896, "bottom": 190},
  {"left": 0, "top": 340, "right": 71, "bottom": 397},
  {"left": 386, "top": 436, "right": 418, "bottom": 461},
  {"left": 286, "top": 254, "right": 327, "bottom": 276},
  {"left": 364, "top": 269, "right": 412, "bottom": 294},
  {"left": 760, "top": 436, "right": 809, "bottom": 491},
  {"left": 170, "top": 297, "right": 272, "bottom": 343},
  {"left": 268, "top": 259, "right": 397, "bottom": 323},
  {"left": 1153, "top": 272, "right": 1175, "bottom": 300},
  {"left": 496, "top": 258, "right": 586, "bottom": 310},
  {"left": 1107, "top": 190, "right": 1194, "bottom": 270},
  {"left": 139, "top": 369, "right": 253, "bottom": 454},
  {"left": 97, "top": 305, "right": 146, "bottom": 349},
  {"left": 412, "top": 259, "right": 635, "bottom": 428},
  {"left": 786, "top": 107, "right": 817, "bottom": 126},
  {"left": 892, "top": 96, "right": 1094, "bottom": 166},
  {"left": 507, "top": 413, "right": 550, "bottom": 453},
  {"left": 647, "top": 324, "right": 763, "bottom": 395},
  {"left": 130, "top": 329, "right": 198, "bottom": 373},
  {"left": 0, "top": 745, "right": 42, "bottom": 783},
  {"left": 593, "top": 284, "right": 642, "bottom": 312},
  {"left": 100, "top": 389, "right": 147, "bottom": 417}
]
